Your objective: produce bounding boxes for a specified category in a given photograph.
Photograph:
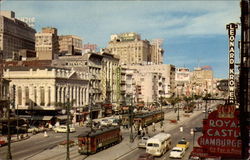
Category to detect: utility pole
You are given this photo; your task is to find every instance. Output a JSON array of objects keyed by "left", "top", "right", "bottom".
[
  {"left": 127, "top": 94, "right": 134, "bottom": 143},
  {"left": 6, "top": 98, "right": 12, "bottom": 160},
  {"left": 66, "top": 93, "right": 70, "bottom": 160},
  {"left": 177, "top": 103, "right": 180, "bottom": 121}
]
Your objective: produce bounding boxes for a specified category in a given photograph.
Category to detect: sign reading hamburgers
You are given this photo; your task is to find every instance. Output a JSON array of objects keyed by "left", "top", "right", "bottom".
[{"left": 197, "top": 104, "right": 242, "bottom": 158}]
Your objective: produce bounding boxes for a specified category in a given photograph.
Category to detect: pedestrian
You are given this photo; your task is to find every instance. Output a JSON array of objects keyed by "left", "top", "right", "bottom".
[
  {"left": 152, "top": 122, "right": 155, "bottom": 132},
  {"left": 44, "top": 131, "right": 48, "bottom": 137}
]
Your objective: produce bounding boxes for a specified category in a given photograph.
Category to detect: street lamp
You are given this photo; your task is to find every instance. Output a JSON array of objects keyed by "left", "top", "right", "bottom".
[{"left": 177, "top": 103, "right": 180, "bottom": 121}]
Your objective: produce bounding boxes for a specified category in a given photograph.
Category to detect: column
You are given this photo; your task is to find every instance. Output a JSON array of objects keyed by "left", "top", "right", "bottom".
[
  {"left": 61, "top": 86, "right": 65, "bottom": 104},
  {"left": 84, "top": 88, "right": 87, "bottom": 106},
  {"left": 51, "top": 85, "right": 55, "bottom": 106},
  {"left": 76, "top": 86, "right": 79, "bottom": 107},
  {"left": 56, "top": 86, "right": 60, "bottom": 104},
  {"left": 29, "top": 85, "right": 34, "bottom": 109},
  {"left": 15, "top": 85, "right": 19, "bottom": 109},
  {"left": 73, "top": 86, "right": 76, "bottom": 107},
  {"left": 87, "top": 88, "right": 90, "bottom": 105},
  {"left": 45, "top": 86, "right": 49, "bottom": 107},
  {"left": 69, "top": 86, "right": 72, "bottom": 104},
  {"left": 21, "top": 85, "right": 26, "bottom": 107},
  {"left": 79, "top": 88, "right": 82, "bottom": 106},
  {"left": 37, "top": 86, "right": 41, "bottom": 106}
]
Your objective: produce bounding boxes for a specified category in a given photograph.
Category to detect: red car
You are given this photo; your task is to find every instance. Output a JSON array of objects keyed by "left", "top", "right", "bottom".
[
  {"left": 137, "top": 153, "right": 155, "bottom": 160},
  {"left": 0, "top": 137, "right": 6, "bottom": 147}
]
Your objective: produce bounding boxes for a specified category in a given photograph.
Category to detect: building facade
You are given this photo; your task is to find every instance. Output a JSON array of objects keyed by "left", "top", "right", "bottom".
[
  {"left": 3, "top": 66, "right": 88, "bottom": 123},
  {"left": 59, "top": 35, "right": 82, "bottom": 56},
  {"left": 36, "top": 27, "right": 59, "bottom": 60},
  {"left": 107, "top": 32, "right": 164, "bottom": 65},
  {"left": 107, "top": 32, "right": 151, "bottom": 65},
  {"left": 0, "top": 11, "right": 36, "bottom": 60},
  {"left": 127, "top": 64, "right": 176, "bottom": 98}
]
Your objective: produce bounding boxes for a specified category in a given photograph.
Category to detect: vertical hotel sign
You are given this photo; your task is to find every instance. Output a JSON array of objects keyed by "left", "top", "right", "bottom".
[{"left": 226, "top": 23, "right": 238, "bottom": 104}]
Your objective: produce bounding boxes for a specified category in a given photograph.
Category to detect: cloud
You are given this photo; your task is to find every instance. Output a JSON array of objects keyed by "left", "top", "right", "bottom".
[{"left": 1, "top": 0, "right": 240, "bottom": 78}]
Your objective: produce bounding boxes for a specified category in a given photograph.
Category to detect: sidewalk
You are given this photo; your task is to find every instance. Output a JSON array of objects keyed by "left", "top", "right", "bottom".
[{"left": 23, "top": 109, "right": 203, "bottom": 160}]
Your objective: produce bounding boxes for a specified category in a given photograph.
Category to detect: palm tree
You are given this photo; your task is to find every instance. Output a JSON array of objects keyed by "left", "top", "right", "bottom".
[{"left": 167, "top": 95, "right": 181, "bottom": 120}]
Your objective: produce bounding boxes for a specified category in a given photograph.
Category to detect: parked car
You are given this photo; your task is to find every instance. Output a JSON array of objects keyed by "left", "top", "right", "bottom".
[
  {"left": 53, "top": 125, "right": 76, "bottom": 133},
  {"left": 0, "top": 137, "right": 6, "bottom": 147},
  {"left": 176, "top": 139, "right": 190, "bottom": 150},
  {"left": 169, "top": 147, "right": 185, "bottom": 159},
  {"left": 27, "top": 126, "right": 39, "bottom": 133},
  {"left": 137, "top": 153, "right": 155, "bottom": 160},
  {"left": 100, "top": 119, "right": 112, "bottom": 126},
  {"left": 108, "top": 118, "right": 121, "bottom": 126},
  {"left": 138, "top": 136, "right": 150, "bottom": 148}
]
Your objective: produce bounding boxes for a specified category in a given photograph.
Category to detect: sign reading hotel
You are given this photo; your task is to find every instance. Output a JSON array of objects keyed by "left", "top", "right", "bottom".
[
  {"left": 198, "top": 105, "right": 242, "bottom": 158},
  {"left": 226, "top": 23, "right": 238, "bottom": 104}
]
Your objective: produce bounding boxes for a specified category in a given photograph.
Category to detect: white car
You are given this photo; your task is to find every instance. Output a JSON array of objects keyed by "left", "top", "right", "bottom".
[
  {"left": 138, "top": 136, "right": 149, "bottom": 148},
  {"left": 53, "top": 125, "right": 76, "bottom": 133},
  {"left": 100, "top": 119, "right": 111, "bottom": 126},
  {"left": 169, "top": 147, "right": 185, "bottom": 159}
]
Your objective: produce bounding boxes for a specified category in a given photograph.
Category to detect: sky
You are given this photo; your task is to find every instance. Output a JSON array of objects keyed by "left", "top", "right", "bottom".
[{"left": 0, "top": 0, "right": 241, "bottom": 78}]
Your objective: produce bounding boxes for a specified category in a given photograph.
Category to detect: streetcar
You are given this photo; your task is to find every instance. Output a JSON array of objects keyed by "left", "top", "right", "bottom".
[
  {"left": 78, "top": 126, "right": 122, "bottom": 155},
  {"left": 122, "top": 110, "right": 164, "bottom": 128}
]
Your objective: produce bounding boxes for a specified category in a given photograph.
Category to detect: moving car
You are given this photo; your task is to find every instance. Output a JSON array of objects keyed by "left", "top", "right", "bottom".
[
  {"left": 53, "top": 125, "right": 76, "bottom": 133},
  {"left": 169, "top": 147, "right": 185, "bottom": 159},
  {"left": 137, "top": 153, "right": 155, "bottom": 160},
  {"left": 138, "top": 136, "right": 150, "bottom": 148},
  {"left": 146, "top": 133, "right": 171, "bottom": 156},
  {"left": 176, "top": 139, "right": 190, "bottom": 150}
]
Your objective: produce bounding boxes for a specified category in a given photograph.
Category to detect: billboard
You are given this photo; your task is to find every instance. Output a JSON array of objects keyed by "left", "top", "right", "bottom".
[{"left": 197, "top": 105, "right": 242, "bottom": 158}]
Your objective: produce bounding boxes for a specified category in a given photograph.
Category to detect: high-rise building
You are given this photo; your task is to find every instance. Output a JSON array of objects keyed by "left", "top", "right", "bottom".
[
  {"left": 150, "top": 39, "right": 164, "bottom": 64},
  {"left": 107, "top": 32, "right": 164, "bottom": 65},
  {"left": 59, "top": 35, "right": 82, "bottom": 56},
  {"left": 35, "top": 27, "right": 59, "bottom": 60},
  {"left": 107, "top": 32, "right": 151, "bottom": 65},
  {"left": 0, "top": 11, "right": 36, "bottom": 60}
]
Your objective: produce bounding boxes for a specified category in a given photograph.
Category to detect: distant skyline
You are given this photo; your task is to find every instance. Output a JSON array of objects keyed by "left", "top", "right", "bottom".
[{"left": 1, "top": 0, "right": 241, "bottom": 78}]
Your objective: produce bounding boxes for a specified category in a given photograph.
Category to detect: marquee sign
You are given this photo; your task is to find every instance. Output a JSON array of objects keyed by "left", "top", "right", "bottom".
[
  {"left": 197, "top": 105, "right": 242, "bottom": 158},
  {"left": 226, "top": 23, "right": 238, "bottom": 104}
]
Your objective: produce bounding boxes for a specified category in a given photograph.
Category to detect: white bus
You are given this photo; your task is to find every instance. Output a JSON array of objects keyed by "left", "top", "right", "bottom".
[{"left": 146, "top": 132, "right": 171, "bottom": 156}]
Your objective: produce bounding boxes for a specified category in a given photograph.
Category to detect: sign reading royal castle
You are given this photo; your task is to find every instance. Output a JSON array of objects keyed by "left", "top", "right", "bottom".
[{"left": 198, "top": 104, "right": 242, "bottom": 158}]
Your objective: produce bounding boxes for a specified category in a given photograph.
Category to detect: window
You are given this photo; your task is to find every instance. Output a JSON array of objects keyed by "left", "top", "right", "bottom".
[
  {"left": 25, "top": 87, "right": 29, "bottom": 105},
  {"left": 17, "top": 87, "right": 22, "bottom": 105},
  {"left": 40, "top": 87, "right": 45, "bottom": 106},
  {"left": 48, "top": 87, "right": 51, "bottom": 106}
]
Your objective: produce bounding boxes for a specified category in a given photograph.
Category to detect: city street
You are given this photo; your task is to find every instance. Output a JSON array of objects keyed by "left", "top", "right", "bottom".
[
  {"left": 0, "top": 102, "right": 217, "bottom": 160},
  {"left": 0, "top": 126, "right": 90, "bottom": 160},
  {"left": 119, "top": 113, "right": 204, "bottom": 160}
]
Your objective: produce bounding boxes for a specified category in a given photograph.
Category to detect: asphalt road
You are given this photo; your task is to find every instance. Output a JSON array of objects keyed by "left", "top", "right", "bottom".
[
  {"left": 120, "top": 112, "right": 204, "bottom": 160},
  {"left": 0, "top": 127, "right": 90, "bottom": 160}
]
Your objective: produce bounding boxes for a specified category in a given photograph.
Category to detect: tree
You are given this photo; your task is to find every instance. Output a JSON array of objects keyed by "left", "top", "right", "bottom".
[{"left": 167, "top": 95, "right": 181, "bottom": 111}]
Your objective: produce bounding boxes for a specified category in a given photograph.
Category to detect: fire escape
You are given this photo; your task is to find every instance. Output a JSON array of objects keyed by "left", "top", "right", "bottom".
[{"left": 239, "top": 0, "right": 250, "bottom": 159}]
